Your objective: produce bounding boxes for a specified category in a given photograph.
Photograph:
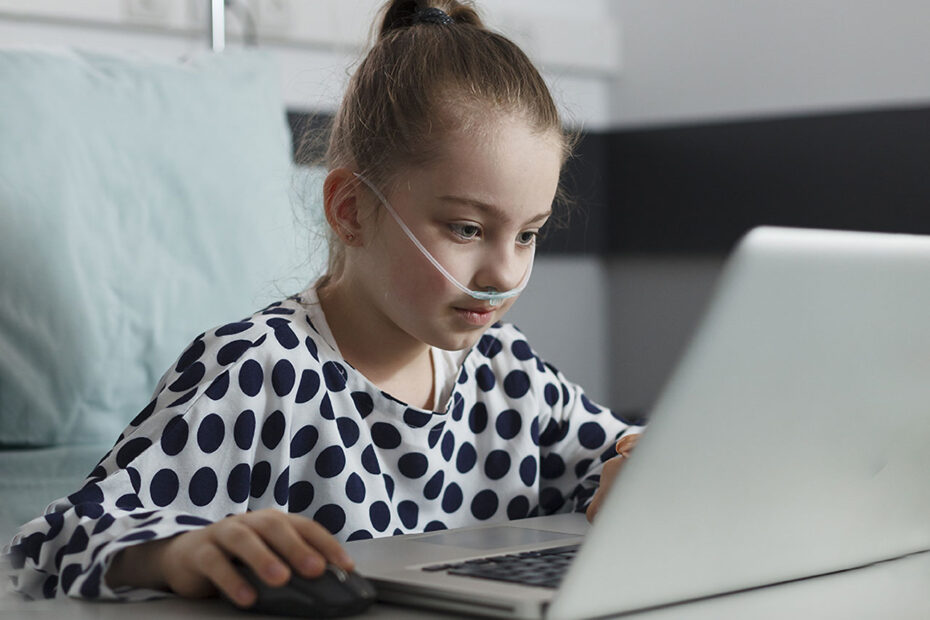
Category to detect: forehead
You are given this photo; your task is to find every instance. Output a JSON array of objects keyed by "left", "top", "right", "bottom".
[{"left": 391, "top": 117, "right": 563, "bottom": 220}]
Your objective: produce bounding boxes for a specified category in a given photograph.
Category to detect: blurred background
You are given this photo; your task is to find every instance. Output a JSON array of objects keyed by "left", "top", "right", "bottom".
[{"left": 2, "top": 0, "right": 929, "bottom": 418}]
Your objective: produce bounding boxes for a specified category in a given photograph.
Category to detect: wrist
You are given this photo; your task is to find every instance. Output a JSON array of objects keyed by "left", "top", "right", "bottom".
[{"left": 105, "top": 536, "right": 174, "bottom": 592}]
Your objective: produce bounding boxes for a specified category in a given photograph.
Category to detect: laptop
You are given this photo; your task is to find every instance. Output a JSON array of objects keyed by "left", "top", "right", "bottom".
[{"left": 345, "top": 226, "right": 930, "bottom": 619}]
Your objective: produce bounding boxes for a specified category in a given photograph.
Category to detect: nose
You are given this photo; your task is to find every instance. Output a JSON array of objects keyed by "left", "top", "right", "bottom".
[{"left": 472, "top": 241, "right": 533, "bottom": 295}]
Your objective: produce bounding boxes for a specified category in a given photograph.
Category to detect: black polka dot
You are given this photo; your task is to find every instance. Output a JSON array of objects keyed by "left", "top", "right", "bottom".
[
  {"left": 441, "top": 483, "right": 463, "bottom": 513},
  {"left": 176, "top": 515, "right": 212, "bottom": 526},
  {"left": 45, "top": 513, "right": 65, "bottom": 539},
  {"left": 74, "top": 502, "right": 104, "bottom": 519},
  {"left": 60, "top": 563, "right": 84, "bottom": 593},
  {"left": 423, "top": 470, "right": 444, "bottom": 500},
  {"left": 337, "top": 417, "right": 360, "bottom": 448},
  {"left": 540, "top": 453, "right": 566, "bottom": 479},
  {"left": 561, "top": 383, "right": 570, "bottom": 406},
  {"left": 296, "top": 369, "right": 321, "bottom": 403},
  {"left": 398, "top": 453, "right": 428, "bottom": 479},
  {"left": 261, "top": 410, "right": 286, "bottom": 449},
  {"left": 274, "top": 467, "right": 290, "bottom": 505},
  {"left": 205, "top": 371, "right": 230, "bottom": 401},
  {"left": 215, "top": 321, "right": 253, "bottom": 337},
  {"left": 92, "top": 514, "right": 115, "bottom": 535},
  {"left": 544, "top": 383, "right": 560, "bottom": 406},
  {"left": 425, "top": 520, "right": 447, "bottom": 532},
  {"left": 238, "top": 360, "right": 264, "bottom": 397},
  {"left": 42, "top": 574, "right": 58, "bottom": 599},
  {"left": 581, "top": 394, "right": 601, "bottom": 414},
  {"left": 176, "top": 339, "right": 205, "bottom": 372},
  {"left": 320, "top": 393, "right": 335, "bottom": 419},
  {"left": 403, "top": 408, "right": 431, "bottom": 428},
  {"left": 150, "top": 469, "right": 179, "bottom": 506},
  {"left": 169, "top": 362, "right": 205, "bottom": 393},
  {"left": 477, "top": 335, "right": 502, "bottom": 358},
  {"left": 383, "top": 474, "right": 395, "bottom": 499},
  {"left": 130, "top": 398, "right": 157, "bottom": 426},
  {"left": 227, "top": 463, "right": 251, "bottom": 503},
  {"left": 197, "top": 413, "right": 225, "bottom": 454},
  {"left": 457, "top": 367, "right": 468, "bottom": 384},
  {"left": 371, "top": 422, "right": 401, "bottom": 449},
  {"left": 161, "top": 417, "right": 189, "bottom": 458},
  {"left": 476, "top": 365, "right": 496, "bottom": 391},
  {"left": 456, "top": 442, "right": 477, "bottom": 474},
  {"left": 234, "top": 410, "right": 256, "bottom": 450},
  {"left": 519, "top": 455, "right": 537, "bottom": 486},
  {"left": 167, "top": 388, "right": 197, "bottom": 407},
  {"left": 503, "top": 370, "right": 530, "bottom": 398},
  {"left": 575, "top": 458, "right": 594, "bottom": 479},
  {"left": 68, "top": 483, "right": 103, "bottom": 506},
  {"left": 440, "top": 431, "right": 455, "bottom": 461},
  {"left": 351, "top": 391, "right": 374, "bottom": 418},
  {"left": 290, "top": 424, "right": 319, "bottom": 458},
  {"left": 484, "top": 450, "right": 511, "bottom": 480},
  {"left": 495, "top": 410, "right": 522, "bottom": 440},
  {"left": 315, "top": 445, "right": 346, "bottom": 478},
  {"left": 250, "top": 461, "right": 271, "bottom": 498},
  {"left": 263, "top": 306, "right": 295, "bottom": 316},
  {"left": 468, "top": 403, "right": 488, "bottom": 433},
  {"left": 451, "top": 394, "right": 465, "bottom": 420},
  {"left": 369, "top": 501, "right": 391, "bottom": 532},
  {"left": 507, "top": 496, "right": 530, "bottom": 519},
  {"left": 611, "top": 409, "right": 648, "bottom": 426},
  {"left": 427, "top": 422, "right": 444, "bottom": 449},
  {"left": 322, "top": 361, "right": 347, "bottom": 392},
  {"left": 578, "top": 422, "right": 606, "bottom": 449},
  {"left": 305, "top": 335, "right": 319, "bottom": 361},
  {"left": 314, "top": 504, "right": 346, "bottom": 534},
  {"left": 540, "top": 487, "right": 565, "bottom": 513},
  {"left": 190, "top": 467, "right": 218, "bottom": 506},
  {"left": 116, "top": 438, "right": 152, "bottom": 469},
  {"left": 267, "top": 318, "right": 299, "bottom": 349},
  {"left": 511, "top": 340, "right": 533, "bottom": 360},
  {"left": 471, "top": 490, "right": 499, "bottom": 520},
  {"left": 217, "top": 339, "right": 252, "bottom": 366},
  {"left": 288, "top": 481, "right": 315, "bottom": 513},
  {"left": 345, "top": 473, "right": 366, "bottom": 503},
  {"left": 272, "top": 359, "right": 296, "bottom": 397},
  {"left": 398, "top": 500, "right": 419, "bottom": 529},
  {"left": 347, "top": 530, "right": 373, "bottom": 541},
  {"left": 361, "top": 444, "right": 381, "bottom": 475}
]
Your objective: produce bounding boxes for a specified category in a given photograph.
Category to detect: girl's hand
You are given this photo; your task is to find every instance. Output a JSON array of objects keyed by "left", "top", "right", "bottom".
[
  {"left": 107, "top": 509, "right": 353, "bottom": 608},
  {"left": 585, "top": 433, "right": 641, "bottom": 523}
]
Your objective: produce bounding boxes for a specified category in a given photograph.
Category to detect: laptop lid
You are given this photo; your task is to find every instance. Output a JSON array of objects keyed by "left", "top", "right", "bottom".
[{"left": 548, "top": 226, "right": 930, "bottom": 619}]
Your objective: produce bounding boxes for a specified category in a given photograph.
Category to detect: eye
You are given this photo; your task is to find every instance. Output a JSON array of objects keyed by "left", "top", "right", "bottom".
[
  {"left": 518, "top": 231, "right": 539, "bottom": 246},
  {"left": 449, "top": 223, "right": 481, "bottom": 240}
]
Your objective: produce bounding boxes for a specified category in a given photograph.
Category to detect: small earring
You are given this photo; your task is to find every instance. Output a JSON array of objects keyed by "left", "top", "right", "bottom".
[{"left": 344, "top": 232, "right": 355, "bottom": 242}]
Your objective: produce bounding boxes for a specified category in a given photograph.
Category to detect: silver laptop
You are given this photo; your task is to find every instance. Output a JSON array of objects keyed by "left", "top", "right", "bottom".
[{"left": 345, "top": 226, "right": 930, "bottom": 619}]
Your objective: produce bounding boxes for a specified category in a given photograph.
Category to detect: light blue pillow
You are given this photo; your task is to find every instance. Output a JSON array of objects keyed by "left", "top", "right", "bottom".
[{"left": 0, "top": 49, "right": 321, "bottom": 446}]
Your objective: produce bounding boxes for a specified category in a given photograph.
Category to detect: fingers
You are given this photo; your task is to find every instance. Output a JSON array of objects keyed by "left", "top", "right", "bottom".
[
  {"left": 615, "top": 431, "right": 641, "bottom": 456},
  {"left": 287, "top": 514, "right": 355, "bottom": 571},
  {"left": 188, "top": 540, "right": 255, "bottom": 607}
]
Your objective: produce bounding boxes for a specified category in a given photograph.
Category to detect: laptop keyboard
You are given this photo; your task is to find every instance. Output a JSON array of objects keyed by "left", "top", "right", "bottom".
[{"left": 421, "top": 544, "right": 580, "bottom": 589}]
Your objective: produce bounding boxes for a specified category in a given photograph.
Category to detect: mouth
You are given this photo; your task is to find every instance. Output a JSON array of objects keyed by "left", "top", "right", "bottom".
[{"left": 453, "top": 305, "right": 496, "bottom": 326}]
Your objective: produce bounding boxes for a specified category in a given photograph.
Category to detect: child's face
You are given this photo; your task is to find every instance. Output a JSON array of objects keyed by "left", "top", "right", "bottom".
[{"left": 355, "top": 116, "right": 562, "bottom": 352}]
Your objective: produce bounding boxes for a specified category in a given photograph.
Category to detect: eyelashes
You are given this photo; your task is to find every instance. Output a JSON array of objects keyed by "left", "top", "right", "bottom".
[{"left": 448, "top": 223, "right": 539, "bottom": 246}]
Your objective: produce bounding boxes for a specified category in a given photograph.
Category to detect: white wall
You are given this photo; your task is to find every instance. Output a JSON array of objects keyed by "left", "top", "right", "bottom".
[{"left": 608, "top": 0, "right": 930, "bottom": 127}]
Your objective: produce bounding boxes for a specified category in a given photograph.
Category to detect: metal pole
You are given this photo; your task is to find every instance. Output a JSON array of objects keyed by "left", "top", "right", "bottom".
[{"left": 210, "top": 0, "right": 225, "bottom": 52}]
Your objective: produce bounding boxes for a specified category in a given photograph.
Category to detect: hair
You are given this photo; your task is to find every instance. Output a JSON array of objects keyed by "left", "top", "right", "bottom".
[{"left": 307, "top": 0, "right": 574, "bottom": 283}]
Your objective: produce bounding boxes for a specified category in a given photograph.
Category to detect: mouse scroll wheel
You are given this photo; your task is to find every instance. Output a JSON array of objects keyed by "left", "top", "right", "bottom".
[{"left": 327, "top": 564, "right": 348, "bottom": 583}]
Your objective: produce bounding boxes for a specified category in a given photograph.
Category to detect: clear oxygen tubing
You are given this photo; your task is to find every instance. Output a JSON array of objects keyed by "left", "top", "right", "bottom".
[{"left": 353, "top": 173, "right": 534, "bottom": 307}]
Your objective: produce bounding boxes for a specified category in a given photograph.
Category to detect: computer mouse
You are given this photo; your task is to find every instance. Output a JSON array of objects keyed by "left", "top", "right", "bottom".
[{"left": 228, "top": 557, "right": 377, "bottom": 617}]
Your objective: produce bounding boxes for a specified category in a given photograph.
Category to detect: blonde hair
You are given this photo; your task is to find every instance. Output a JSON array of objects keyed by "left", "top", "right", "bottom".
[{"left": 312, "top": 0, "right": 572, "bottom": 282}]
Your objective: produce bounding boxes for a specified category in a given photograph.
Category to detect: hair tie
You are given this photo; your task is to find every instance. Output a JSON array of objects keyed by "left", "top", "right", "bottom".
[{"left": 413, "top": 7, "right": 455, "bottom": 26}]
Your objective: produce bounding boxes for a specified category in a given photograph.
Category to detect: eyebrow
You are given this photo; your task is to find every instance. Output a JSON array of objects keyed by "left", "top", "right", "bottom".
[{"left": 438, "top": 195, "right": 551, "bottom": 225}]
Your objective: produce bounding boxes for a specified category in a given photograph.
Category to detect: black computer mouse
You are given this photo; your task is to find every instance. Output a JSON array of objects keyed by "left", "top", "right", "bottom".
[{"left": 229, "top": 558, "right": 377, "bottom": 617}]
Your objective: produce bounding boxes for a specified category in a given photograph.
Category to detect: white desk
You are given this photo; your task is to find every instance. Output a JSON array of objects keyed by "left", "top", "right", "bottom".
[{"left": 3, "top": 549, "right": 929, "bottom": 619}]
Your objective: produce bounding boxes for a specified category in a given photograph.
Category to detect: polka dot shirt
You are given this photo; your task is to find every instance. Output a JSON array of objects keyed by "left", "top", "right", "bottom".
[{"left": 4, "top": 287, "right": 644, "bottom": 601}]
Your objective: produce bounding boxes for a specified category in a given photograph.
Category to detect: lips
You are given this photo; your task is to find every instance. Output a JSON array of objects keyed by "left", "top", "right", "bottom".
[{"left": 454, "top": 305, "right": 496, "bottom": 326}]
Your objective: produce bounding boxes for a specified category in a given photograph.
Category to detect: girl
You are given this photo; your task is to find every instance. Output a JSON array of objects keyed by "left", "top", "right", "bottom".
[{"left": 5, "top": 0, "right": 643, "bottom": 608}]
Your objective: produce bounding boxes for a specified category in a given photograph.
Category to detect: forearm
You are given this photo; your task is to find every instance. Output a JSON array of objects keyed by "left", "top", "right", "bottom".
[{"left": 105, "top": 537, "right": 174, "bottom": 591}]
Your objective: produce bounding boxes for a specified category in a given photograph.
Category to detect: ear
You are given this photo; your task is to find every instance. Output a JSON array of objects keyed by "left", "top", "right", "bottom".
[{"left": 323, "top": 168, "right": 364, "bottom": 246}]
